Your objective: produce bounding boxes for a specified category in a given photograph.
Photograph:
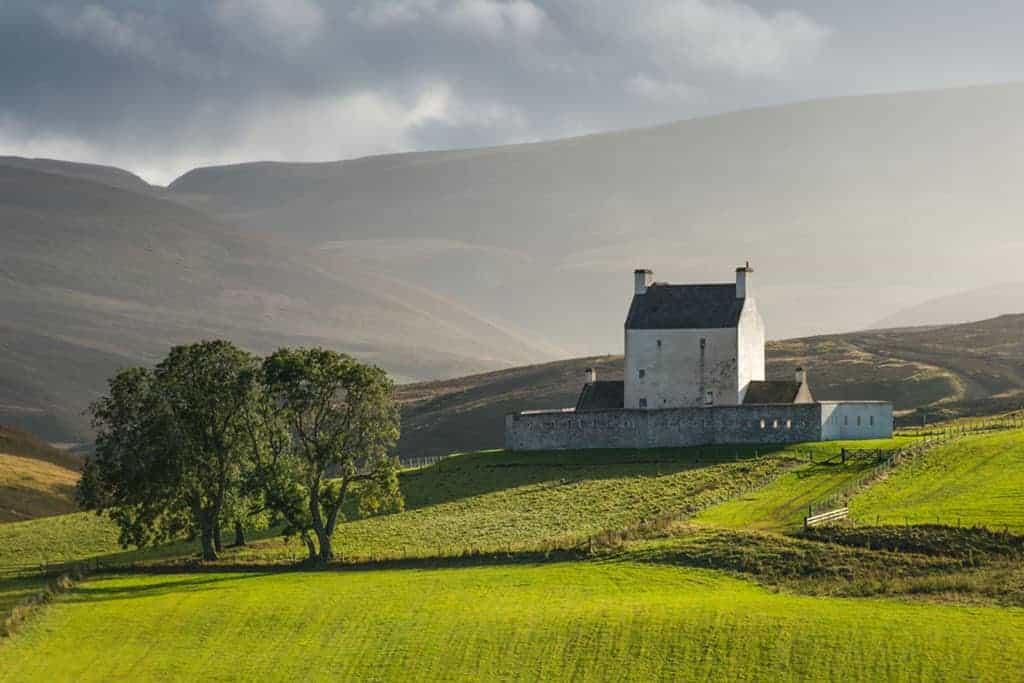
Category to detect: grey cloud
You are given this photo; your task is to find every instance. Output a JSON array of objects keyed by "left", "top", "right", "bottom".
[{"left": 15, "top": 0, "right": 981, "bottom": 187}]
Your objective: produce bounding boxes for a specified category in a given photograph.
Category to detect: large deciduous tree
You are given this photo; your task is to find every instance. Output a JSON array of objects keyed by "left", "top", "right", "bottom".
[
  {"left": 258, "top": 348, "right": 402, "bottom": 564},
  {"left": 79, "top": 340, "right": 260, "bottom": 560}
]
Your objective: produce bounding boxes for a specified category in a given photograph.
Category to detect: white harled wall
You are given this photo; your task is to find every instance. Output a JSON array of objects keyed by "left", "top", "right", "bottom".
[
  {"left": 625, "top": 327, "right": 739, "bottom": 408},
  {"left": 736, "top": 297, "right": 765, "bottom": 403},
  {"left": 820, "top": 402, "right": 894, "bottom": 440}
]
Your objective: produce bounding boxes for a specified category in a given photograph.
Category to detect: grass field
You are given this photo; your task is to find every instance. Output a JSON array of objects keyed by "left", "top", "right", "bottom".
[
  {"left": 691, "top": 438, "right": 908, "bottom": 532},
  {"left": 0, "top": 453, "right": 79, "bottom": 523},
  {"left": 7, "top": 433, "right": 1023, "bottom": 681},
  {"left": 850, "top": 430, "right": 1024, "bottom": 531},
  {"left": 3, "top": 562, "right": 1024, "bottom": 681},
  {"left": 219, "top": 443, "right": 887, "bottom": 563},
  {"left": 0, "top": 425, "right": 82, "bottom": 524}
]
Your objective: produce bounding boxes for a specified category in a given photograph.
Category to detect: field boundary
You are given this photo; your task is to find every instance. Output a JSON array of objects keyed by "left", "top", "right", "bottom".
[
  {"left": 807, "top": 415, "right": 1024, "bottom": 520},
  {"left": 805, "top": 507, "right": 849, "bottom": 528}
]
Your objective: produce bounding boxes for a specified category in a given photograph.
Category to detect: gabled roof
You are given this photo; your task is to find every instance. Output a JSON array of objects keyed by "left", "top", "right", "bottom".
[
  {"left": 742, "top": 380, "right": 813, "bottom": 405},
  {"left": 625, "top": 284, "right": 743, "bottom": 330},
  {"left": 576, "top": 381, "right": 625, "bottom": 411}
]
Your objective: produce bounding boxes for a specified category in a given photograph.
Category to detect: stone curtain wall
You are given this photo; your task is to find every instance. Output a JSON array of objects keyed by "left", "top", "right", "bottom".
[{"left": 505, "top": 404, "right": 824, "bottom": 451}]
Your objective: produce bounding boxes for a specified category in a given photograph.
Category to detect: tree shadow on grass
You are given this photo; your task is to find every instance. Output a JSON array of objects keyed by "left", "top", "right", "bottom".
[{"left": 61, "top": 572, "right": 273, "bottom": 605}]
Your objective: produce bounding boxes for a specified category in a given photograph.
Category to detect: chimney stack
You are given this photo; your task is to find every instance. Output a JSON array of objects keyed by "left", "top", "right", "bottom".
[
  {"left": 795, "top": 367, "right": 807, "bottom": 385},
  {"left": 735, "top": 261, "right": 753, "bottom": 299},
  {"left": 585, "top": 367, "right": 597, "bottom": 384},
  {"left": 634, "top": 269, "right": 653, "bottom": 295}
]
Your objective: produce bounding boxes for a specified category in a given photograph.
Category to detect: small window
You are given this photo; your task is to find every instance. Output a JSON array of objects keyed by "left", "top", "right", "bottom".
[
  {"left": 759, "top": 418, "right": 766, "bottom": 430},
  {"left": 700, "top": 338, "right": 707, "bottom": 350},
  {"left": 857, "top": 416, "right": 862, "bottom": 426},
  {"left": 656, "top": 339, "right": 662, "bottom": 349},
  {"left": 772, "top": 419, "right": 779, "bottom": 429},
  {"left": 870, "top": 415, "right": 875, "bottom": 426},
  {"left": 704, "top": 390, "right": 714, "bottom": 405},
  {"left": 638, "top": 369, "right": 645, "bottom": 379},
  {"left": 844, "top": 416, "right": 849, "bottom": 426},
  {"left": 639, "top": 398, "right": 647, "bottom": 408},
  {"left": 786, "top": 419, "right": 792, "bottom": 430}
]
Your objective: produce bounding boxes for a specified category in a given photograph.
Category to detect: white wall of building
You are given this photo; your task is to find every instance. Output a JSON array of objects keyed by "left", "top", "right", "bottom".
[
  {"left": 736, "top": 296, "right": 765, "bottom": 402},
  {"left": 625, "top": 327, "right": 739, "bottom": 409},
  {"left": 820, "top": 402, "right": 893, "bottom": 440}
]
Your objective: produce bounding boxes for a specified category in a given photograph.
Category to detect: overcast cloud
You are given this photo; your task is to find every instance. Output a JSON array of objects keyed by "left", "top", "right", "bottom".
[{"left": 1, "top": 1, "right": 1022, "bottom": 184}]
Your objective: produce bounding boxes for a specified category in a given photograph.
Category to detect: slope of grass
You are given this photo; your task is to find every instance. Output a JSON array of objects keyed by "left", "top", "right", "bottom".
[
  {"left": 0, "top": 426, "right": 81, "bottom": 471},
  {"left": 691, "top": 438, "right": 908, "bottom": 532},
  {"left": 0, "top": 440, "right": 905, "bottom": 573},
  {"left": 0, "top": 513, "right": 125, "bottom": 575},
  {"left": 4, "top": 563, "right": 1024, "bottom": 681},
  {"left": 0, "top": 425, "right": 82, "bottom": 523},
  {"left": 0, "top": 454, "right": 79, "bottom": 523},
  {"left": 0, "top": 443, "right": 811, "bottom": 617},
  {"left": 219, "top": 444, "right": 837, "bottom": 563},
  {"left": 850, "top": 430, "right": 1024, "bottom": 531}
]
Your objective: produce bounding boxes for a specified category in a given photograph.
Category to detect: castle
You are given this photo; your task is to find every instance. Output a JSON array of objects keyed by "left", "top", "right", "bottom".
[{"left": 505, "top": 265, "right": 892, "bottom": 451}]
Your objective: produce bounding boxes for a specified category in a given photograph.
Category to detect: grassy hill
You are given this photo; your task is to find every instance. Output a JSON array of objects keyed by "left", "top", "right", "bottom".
[
  {"left": 0, "top": 427, "right": 82, "bottom": 523},
  {"left": 850, "top": 430, "right": 1024, "bottom": 531},
  {"left": 5, "top": 429, "right": 1024, "bottom": 679},
  {"left": 5, "top": 564, "right": 1024, "bottom": 682},
  {"left": 396, "top": 314, "right": 1024, "bottom": 460}
]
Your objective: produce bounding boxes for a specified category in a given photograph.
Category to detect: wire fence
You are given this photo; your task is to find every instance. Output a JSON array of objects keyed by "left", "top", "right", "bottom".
[
  {"left": 399, "top": 453, "right": 455, "bottom": 471},
  {"left": 805, "top": 413, "right": 1024, "bottom": 524}
]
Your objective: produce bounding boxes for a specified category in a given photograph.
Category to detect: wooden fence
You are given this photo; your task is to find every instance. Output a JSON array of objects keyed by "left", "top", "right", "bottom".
[
  {"left": 804, "top": 507, "right": 849, "bottom": 528},
  {"left": 804, "top": 414, "right": 1024, "bottom": 521}
]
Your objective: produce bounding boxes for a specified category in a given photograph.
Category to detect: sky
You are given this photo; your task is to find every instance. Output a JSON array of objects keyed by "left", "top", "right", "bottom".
[{"left": 2, "top": 1, "right": 1024, "bottom": 185}]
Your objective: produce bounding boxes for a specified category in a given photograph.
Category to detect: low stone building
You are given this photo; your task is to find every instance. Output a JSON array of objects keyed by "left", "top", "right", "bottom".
[{"left": 506, "top": 265, "right": 892, "bottom": 451}]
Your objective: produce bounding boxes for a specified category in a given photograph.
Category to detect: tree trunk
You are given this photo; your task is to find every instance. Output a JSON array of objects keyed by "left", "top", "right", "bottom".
[
  {"left": 233, "top": 521, "right": 246, "bottom": 547},
  {"left": 200, "top": 519, "right": 218, "bottom": 561},
  {"left": 213, "top": 525, "right": 223, "bottom": 553},
  {"left": 318, "top": 529, "right": 333, "bottom": 564},
  {"left": 301, "top": 532, "right": 317, "bottom": 562}
]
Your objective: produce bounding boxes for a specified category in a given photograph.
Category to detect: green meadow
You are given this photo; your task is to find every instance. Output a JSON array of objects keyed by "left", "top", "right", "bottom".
[
  {"left": 6, "top": 432, "right": 1024, "bottom": 680},
  {"left": 850, "top": 430, "right": 1024, "bottom": 531},
  {"left": 4, "top": 563, "right": 1024, "bottom": 682},
  {"left": 693, "top": 437, "right": 910, "bottom": 532}
]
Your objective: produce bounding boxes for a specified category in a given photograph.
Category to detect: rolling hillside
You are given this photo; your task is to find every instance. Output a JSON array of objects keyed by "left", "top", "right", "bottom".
[
  {"left": 395, "top": 314, "right": 1024, "bottom": 459},
  {"left": 850, "top": 430, "right": 1024, "bottom": 530},
  {"left": 0, "top": 426, "right": 81, "bottom": 523},
  {"left": 0, "top": 161, "right": 558, "bottom": 440},
  {"left": 169, "top": 83, "right": 1024, "bottom": 351},
  {"left": 10, "top": 85, "right": 1024, "bottom": 443},
  {"left": 7, "top": 566, "right": 1024, "bottom": 682},
  {"left": 5, "top": 430, "right": 1024, "bottom": 679}
]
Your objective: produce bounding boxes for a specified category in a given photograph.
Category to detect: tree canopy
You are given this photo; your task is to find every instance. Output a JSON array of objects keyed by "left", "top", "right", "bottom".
[
  {"left": 258, "top": 347, "right": 403, "bottom": 563},
  {"left": 78, "top": 341, "right": 402, "bottom": 564}
]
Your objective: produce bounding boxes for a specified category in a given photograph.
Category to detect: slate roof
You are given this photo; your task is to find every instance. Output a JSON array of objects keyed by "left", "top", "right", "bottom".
[
  {"left": 625, "top": 284, "right": 744, "bottom": 329},
  {"left": 742, "top": 381, "right": 804, "bottom": 405},
  {"left": 575, "top": 381, "right": 625, "bottom": 411}
]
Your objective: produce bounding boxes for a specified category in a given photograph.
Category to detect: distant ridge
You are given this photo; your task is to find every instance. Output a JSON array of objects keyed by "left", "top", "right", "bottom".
[
  {"left": 164, "top": 82, "right": 1024, "bottom": 347},
  {"left": 0, "top": 156, "right": 154, "bottom": 193}
]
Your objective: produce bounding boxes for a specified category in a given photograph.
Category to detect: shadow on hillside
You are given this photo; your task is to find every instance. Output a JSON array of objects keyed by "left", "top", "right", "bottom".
[
  {"left": 396, "top": 444, "right": 792, "bottom": 512},
  {"left": 62, "top": 572, "right": 273, "bottom": 604},
  {"left": 100, "top": 548, "right": 593, "bottom": 585}
]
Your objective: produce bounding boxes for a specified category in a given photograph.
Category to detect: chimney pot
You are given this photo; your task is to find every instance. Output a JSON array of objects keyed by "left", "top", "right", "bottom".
[
  {"left": 585, "top": 367, "right": 597, "bottom": 383},
  {"left": 634, "top": 269, "right": 653, "bottom": 295},
  {"left": 795, "top": 367, "right": 807, "bottom": 385},
  {"left": 735, "top": 262, "right": 753, "bottom": 299}
]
